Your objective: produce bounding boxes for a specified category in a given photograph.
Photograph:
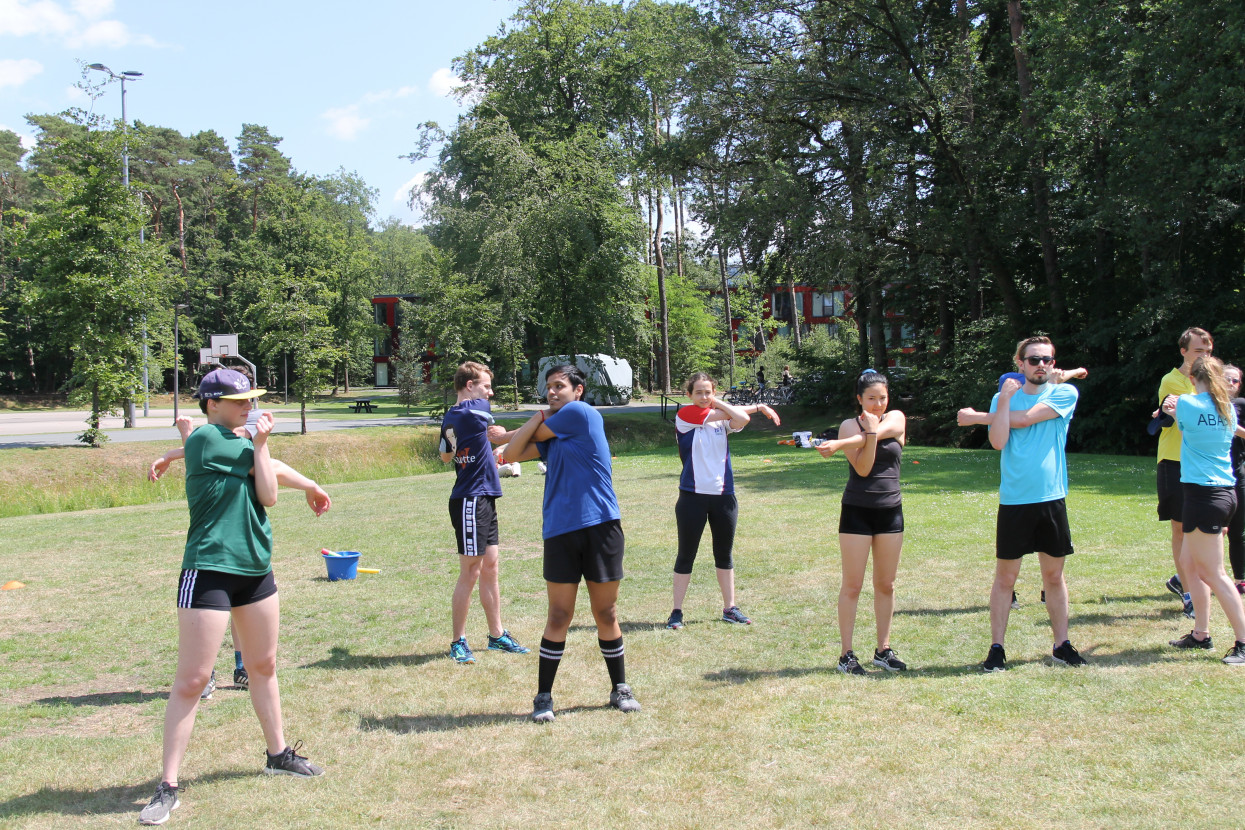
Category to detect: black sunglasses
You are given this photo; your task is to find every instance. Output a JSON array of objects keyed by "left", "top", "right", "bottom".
[{"left": 1023, "top": 356, "right": 1056, "bottom": 366}]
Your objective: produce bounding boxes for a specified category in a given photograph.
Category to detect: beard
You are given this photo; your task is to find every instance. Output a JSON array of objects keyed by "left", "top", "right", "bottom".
[{"left": 1028, "top": 374, "right": 1049, "bottom": 386}]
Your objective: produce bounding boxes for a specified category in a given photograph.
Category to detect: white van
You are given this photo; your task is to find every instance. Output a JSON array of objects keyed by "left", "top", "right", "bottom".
[{"left": 537, "top": 354, "right": 633, "bottom": 406}]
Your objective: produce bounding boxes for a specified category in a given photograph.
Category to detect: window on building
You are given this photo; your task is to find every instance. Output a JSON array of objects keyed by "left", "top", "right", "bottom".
[
  {"left": 772, "top": 291, "right": 792, "bottom": 321},
  {"left": 813, "top": 290, "right": 845, "bottom": 317}
]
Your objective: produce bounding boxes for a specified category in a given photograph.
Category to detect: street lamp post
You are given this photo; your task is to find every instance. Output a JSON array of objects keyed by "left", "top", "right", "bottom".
[
  {"left": 172, "top": 304, "right": 188, "bottom": 421},
  {"left": 88, "top": 63, "right": 149, "bottom": 422}
]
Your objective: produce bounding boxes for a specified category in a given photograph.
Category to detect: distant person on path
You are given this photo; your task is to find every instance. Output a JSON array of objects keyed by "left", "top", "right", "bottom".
[
  {"left": 1163, "top": 356, "right": 1245, "bottom": 664},
  {"left": 1155, "top": 328, "right": 1215, "bottom": 619},
  {"left": 817, "top": 370, "right": 908, "bottom": 674},
  {"left": 956, "top": 336, "right": 1086, "bottom": 672},
  {"left": 438, "top": 361, "right": 530, "bottom": 664},
  {"left": 756, "top": 366, "right": 766, "bottom": 389},
  {"left": 781, "top": 366, "right": 793, "bottom": 387},
  {"left": 504, "top": 363, "right": 640, "bottom": 722},
  {"left": 1223, "top": 364, "right": 1245, "bottom": 594},
  {"left": 138, "top": 368, "right": 331, "bottom": 826},
  {"left": 665, "top": 372, "right": 780, "bottom": 631}
]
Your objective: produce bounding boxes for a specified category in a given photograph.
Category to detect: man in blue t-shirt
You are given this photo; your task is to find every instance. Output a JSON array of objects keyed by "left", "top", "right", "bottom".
[
  {"left": 958, "top": 336, "right": 1087, "bottom": 672},
  {"left": 438, "top": 362, "right": 530, "bottom": 664}
]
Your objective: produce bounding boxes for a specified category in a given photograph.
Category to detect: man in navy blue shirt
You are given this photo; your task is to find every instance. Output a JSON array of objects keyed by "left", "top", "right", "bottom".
[{"left": 439, "top": 362, "right": 530, "bottom": 663}]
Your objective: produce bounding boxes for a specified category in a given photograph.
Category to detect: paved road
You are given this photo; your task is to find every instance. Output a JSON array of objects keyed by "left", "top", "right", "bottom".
[{"left": 0, "top": 402, "right": 673, "bottom": 448}]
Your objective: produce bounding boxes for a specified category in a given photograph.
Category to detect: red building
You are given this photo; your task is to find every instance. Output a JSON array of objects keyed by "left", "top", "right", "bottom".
[{"left": 371, "top": 295, "right": 435, "bottom": 387}]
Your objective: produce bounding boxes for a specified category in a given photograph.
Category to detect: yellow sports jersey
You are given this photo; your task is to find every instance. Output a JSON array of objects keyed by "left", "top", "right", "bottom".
[{"left": 1156, "top": 368, "right": 1194, "bottom": 462}]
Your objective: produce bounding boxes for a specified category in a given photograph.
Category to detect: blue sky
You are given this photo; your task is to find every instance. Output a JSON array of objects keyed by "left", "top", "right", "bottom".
[{"left": 0, "top": 0, "right": 521, "bottom": 224}]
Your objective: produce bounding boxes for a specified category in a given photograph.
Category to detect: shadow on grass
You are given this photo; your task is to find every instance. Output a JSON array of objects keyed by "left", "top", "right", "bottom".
[
  {"left": 567, "top": 620, "right": 667, "bottom": 635},
  {"left": 31, "top": 690, "right": 169, "bottom": 707},
  {"left": 357, "top": 704, "right": 612, "bottom": 733},
  {"left": 300, "top": 646, "right": 444, "bottom": 671},
  {"left": 0, "top": 770, "right": 255, "bottom": 820},
  {"left": 894, "top": 605, "right": 989, "bottom": 617}
]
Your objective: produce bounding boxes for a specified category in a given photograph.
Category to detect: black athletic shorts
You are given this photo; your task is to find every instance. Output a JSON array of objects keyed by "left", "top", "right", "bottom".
[
  {"left": 838, "top": 502, "right": 905, "bottom": 536},
  {"left": 1181, "top": 484, "right": 1237, "bottom": 535},
  {"left": 178, "top": 569, "right": 277, "bottom": 611},
  {"left": 543, "top": 519, "right": 625, "bottom": 584},
  {"left": 449, "top": 496, "right": 500, "bottom": 556},
  {"left": 1157, "top": 460, "right": 1184, "bottom": 522},
  {"left": 996, "top": 499, "right": 1074, "bottom": 560}
]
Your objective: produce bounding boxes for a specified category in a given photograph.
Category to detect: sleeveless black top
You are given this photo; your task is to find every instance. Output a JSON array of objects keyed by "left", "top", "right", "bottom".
[{"left": 842, "top": 436, "right": 902, "bottom": 508}]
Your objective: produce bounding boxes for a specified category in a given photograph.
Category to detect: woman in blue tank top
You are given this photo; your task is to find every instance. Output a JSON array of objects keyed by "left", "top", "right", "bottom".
[
  {"left": 1163, "top": 356, "right": 1245, "bottom": 663},
  {"left": 817, "top": 369, "right": 908, "bottom": 675}
]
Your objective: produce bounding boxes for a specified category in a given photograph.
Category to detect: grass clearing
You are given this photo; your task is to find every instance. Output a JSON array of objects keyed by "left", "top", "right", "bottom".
[{"left": 0, "top": 418, "right": 1240, "bottom": 828}]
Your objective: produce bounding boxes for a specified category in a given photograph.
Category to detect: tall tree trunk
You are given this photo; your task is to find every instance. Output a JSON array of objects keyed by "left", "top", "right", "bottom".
[
  {"left": 651, "top": 94, "right": 672, "bottom": 394},
  {"left": 1009, "top": 0, "right": 1064, "bottom": 329},
  {"left": 173, "top": 186, "right": 189, "bottom": 282},
  {"left": 787, "top": 270, "right": 802, "bottom": 350}
]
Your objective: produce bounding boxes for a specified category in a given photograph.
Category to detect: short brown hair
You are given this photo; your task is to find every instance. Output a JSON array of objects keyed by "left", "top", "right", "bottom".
[
  {"left": 1013, "top": 336, "right": 1055, "bottom": 363},
  {"left": 453, "top": 361, "right": 492, "bottom": 391},
  {"left": 684, "top": 372, "right": 716, "bottom": 395},
  {"left": 1179, "top": 327, "right": 1213, "bottom": 350}
]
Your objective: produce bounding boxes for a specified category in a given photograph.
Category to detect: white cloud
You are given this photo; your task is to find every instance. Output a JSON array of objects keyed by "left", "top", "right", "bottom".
[
  {"left": 428, "top": 67, "right": 460, "bottom": 97},
  {"left": 362, "top": 85, "right": 419, "bottom": 105},
  {"left": 321, "top": 105, "right": 370, "bottom": 141},
  {"left": 0, "top": 1, "right": 156, "bottom": 47},
  {"left": 0, "top": 58, "right": 44, "bottom": 88},
  {"left": 394, "top": 172, "right": 426, "bottom": 203},
  {"left": 64, "top": 83, "right": 86, "bottom": 101},
  {"left": 0, "top": 123, "right": 36, "bottom": 149}
]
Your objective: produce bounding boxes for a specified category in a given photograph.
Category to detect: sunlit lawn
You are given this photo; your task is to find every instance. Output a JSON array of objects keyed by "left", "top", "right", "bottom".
[{"left": 0, "top": 418, "right": 1240, "bottom": 829}]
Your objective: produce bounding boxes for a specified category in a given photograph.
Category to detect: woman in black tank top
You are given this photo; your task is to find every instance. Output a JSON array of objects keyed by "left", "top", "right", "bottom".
[{"left": 816, "top": 369, "right": 908, "bottom": 675}]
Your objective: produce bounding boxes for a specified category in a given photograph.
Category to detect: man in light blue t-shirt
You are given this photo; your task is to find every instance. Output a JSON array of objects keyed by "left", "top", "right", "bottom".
[{"left": 958, "top": 336, "right": 1087, "bottom": 672}]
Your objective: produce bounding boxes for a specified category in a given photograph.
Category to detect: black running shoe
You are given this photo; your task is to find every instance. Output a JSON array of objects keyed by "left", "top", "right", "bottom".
[
  {"left": 532, "top": 692, "right": 555, "bottom": 722},
  {"left": 138, "top": 782, "right": 179, "bottom": 826},
  {"left": 1169, "top": 631, "right": 1213, "bottom": 650},
  {"left": 837, "top": 650, "right": 866, "bottom": 675},
  {"left": 233, "top": 667, "right": 249, "bottom": 689},
  {"left": 1166, "top": 574, "right": 1184, "bottom": 598},
  {"left": 264, "top": 742, "right": 324, "bottom": 777},
  {"left": 1051, "top": 640, "right": 1087, "bottom": 666},
  {"left": 872, "top": 647, "right": 908, "bottom": 672},
  {"left": 665, "top": 609, "right": 684, "bottom": 630},
  {"left": 1010, "top": 591, "right": 1020, "bottom": 611},
  {"left": 1223, "top": 642, "right": 1245, "bottom": 665},
  {"left": 982, "top": 644, "right": 1007, "bottom": 672}
]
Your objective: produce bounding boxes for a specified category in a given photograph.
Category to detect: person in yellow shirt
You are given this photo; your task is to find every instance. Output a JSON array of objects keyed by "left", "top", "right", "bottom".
[{"left": 1156, "top": 328, "right": 1214, "bottom": 618}]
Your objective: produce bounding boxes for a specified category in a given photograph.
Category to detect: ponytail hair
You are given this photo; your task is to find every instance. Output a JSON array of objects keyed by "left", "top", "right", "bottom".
[{"left": 1190, "top": 355, "right": 1232, "bottom": 421}]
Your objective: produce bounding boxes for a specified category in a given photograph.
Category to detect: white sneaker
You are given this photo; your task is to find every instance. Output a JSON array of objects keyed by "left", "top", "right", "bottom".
[
  {"left": 537, "top": 462, "right": 547, "bottom": 474},
  {"left": 500, "top": 462, "right": 521, "bottom": 478}
]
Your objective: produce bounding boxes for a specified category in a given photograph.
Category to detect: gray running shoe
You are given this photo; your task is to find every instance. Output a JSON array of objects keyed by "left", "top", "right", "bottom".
[
  {"left": 1010, "top": 591, "right": 1020, "bottom": 611},
  {"left": 532, "top": 692, "right": 555, "bottom": 722},
  {"left": 722, "top": 606, "right": 752, "bottom": 625},
  {"left": 1222, "top": 641, "right": 1245, "bottom": 665},
  {"left": 610, "top": 683, "right": 641, "bottom": 713},
  {"left": 138, "top": 782, "right": 179, "bottom": 826},
  {"left": 665, "top": 609, "right": 684, "bottom": 630},
  {"left": 199, "top": 670, "right": 215, "bottom": 700},
  {"left": 264, "top": 742, "right": 324, "bottom": 777}
]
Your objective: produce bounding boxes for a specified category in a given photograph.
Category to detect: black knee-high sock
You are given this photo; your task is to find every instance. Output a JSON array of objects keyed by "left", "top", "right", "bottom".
[
  {"left": 538, "top": 638, "right": 564, "bottom": 694},
  {"left": 599, "top": 636, "right": 625, "bottom": 687}
]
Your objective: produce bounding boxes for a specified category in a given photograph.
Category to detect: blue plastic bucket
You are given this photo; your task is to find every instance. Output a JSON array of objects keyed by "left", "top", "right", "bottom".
[{"left": 323, "top": 551, "right": 361, "bottom": 581}]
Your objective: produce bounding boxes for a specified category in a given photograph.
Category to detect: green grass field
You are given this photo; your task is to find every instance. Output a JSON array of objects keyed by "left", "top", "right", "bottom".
[{"left": 0, "top": 416, "right": 1241, "bottom": 829}]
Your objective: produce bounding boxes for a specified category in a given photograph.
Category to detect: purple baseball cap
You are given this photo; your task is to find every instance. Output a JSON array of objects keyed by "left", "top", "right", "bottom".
[{"left": 195, "top": 368, "right": 265, "bottom": 400}]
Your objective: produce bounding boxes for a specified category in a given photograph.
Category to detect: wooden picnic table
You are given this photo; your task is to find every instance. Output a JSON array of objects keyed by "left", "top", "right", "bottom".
[{"left": 349, "top": 398, "right": 376, "bottom": 413}]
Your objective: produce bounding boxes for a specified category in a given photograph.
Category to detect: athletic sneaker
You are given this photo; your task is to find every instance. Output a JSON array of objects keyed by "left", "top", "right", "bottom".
[
  {"left": 1182, "top": 594, "right": 1195, "bottom": 619},
  {"left": 1040, "top": 590, "right": 1046, "bottom": 604},
  {"left": 1169, "top": 631, "right": 1213, "bottom": 650},
  {"left": 982, "top": 644, "right": 1007, "bottom": 672},
  {"left": 1223, "top": 642, "right": 1245, "bottom": 665},
  {"left": 450, "top": 638, "right": 475, "bottom": 664},
  {"left": 665, "top": 609, "right": 684, "bottom": 630},
  {"left": 1166, "top": 574, "right": 1184, "bottom": 598},
  {"left": 872, "top": 647, "right": 908, "bottom": 672},
  {"left": 610, "top": 683, "right": 641, "bottom": 712},
  {"left": 199, "top": 670, "right": 215, "bottom": 700},
  {"left": 264, "top": 742, "right": 324, "bottom": 777},
  {"left": 138, "top": 782, "right": 179, "bottom": 826},
  {"left": 233, "top": 667, "right": 249, "bottom": 689},
  {"left": 722, "top": 606, "right": 752, "bottom": 625},
  {"left": 1236, "top": 580, "right": 1245, "bottom": 596},
  {"left": 1010, "top": 591, "right": 1020, "bottom": 611},
  {"left": 1051, "top": 640, "right": 1087, "bottom": 666},
  {"left": 837, "top": 650, "right": 866, "bottom": 675},
  {"left": 488, "top": 630, "right": 531, "bottom": 654},
  {"left": 532, "top": 692, "right": 555, "bottom": 722}
]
